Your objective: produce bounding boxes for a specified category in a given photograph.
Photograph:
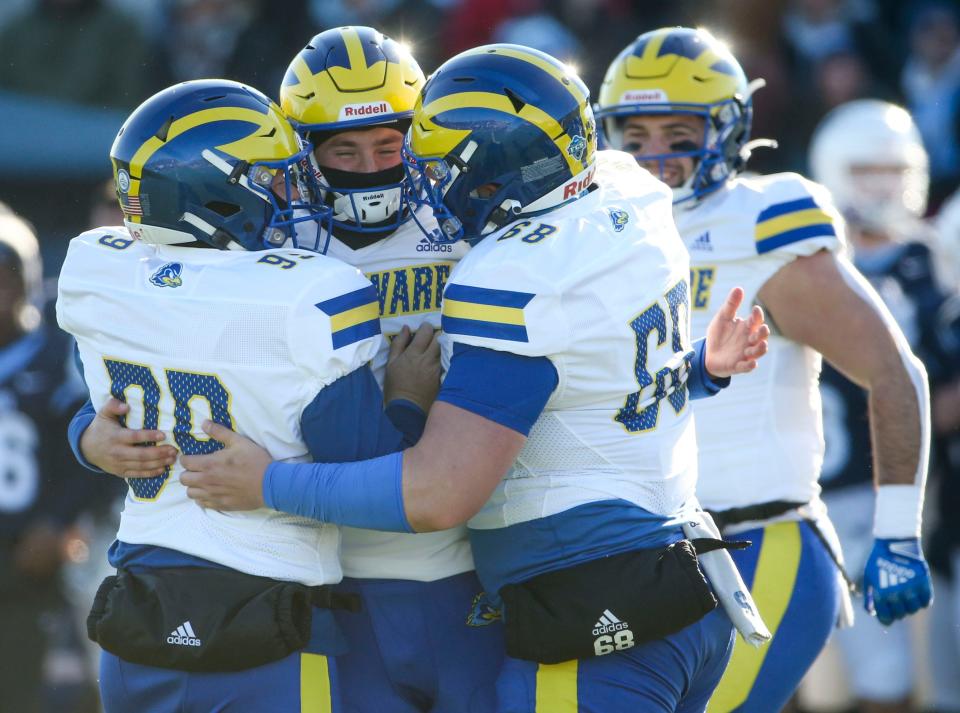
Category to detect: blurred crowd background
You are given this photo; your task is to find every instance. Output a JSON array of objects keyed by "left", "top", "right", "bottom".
[
  {"left": 4, "top": 0, "right": 960, "bottom": 273},
  {"left": 1, "top": 0, "right": 960, "bottom": 711}
]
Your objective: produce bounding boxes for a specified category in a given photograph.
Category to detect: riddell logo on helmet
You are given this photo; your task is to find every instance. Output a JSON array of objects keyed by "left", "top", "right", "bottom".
[
  {"left": 562, "top": 167, "right": 596, "bottom": 200},
  {"left": 339, "top": 102, "right": 393, "bottom": 120},
  {"left": 621, "top": 89, "right": 668, "bottom": 104}
]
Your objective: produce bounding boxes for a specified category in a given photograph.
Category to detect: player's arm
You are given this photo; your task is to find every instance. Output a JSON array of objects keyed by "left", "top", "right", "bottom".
[
  {"left": 179, "top": 287, "right": 767, "bottom": 528},
  {"left": 757, "top": 249, "right": 932, "bottom": 623},
  {"left": 183, "top": 344, "right": 549, "bottom": 530},
  {"left": 299, "top": 324, "right": 437, "bottom": 461}
]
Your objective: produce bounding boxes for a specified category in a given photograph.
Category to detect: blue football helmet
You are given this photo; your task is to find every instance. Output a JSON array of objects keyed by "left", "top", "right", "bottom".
[
  {"left": 403, "top": 44, "right": 597, "bottom": 244},
  {"left": 110, "top": 79, "right": 326, "bottom": 250}
]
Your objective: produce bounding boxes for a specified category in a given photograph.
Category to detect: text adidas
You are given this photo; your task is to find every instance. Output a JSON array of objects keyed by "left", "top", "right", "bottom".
[{"left": 416, "top": 241, "right": 453, "bottom": 253}]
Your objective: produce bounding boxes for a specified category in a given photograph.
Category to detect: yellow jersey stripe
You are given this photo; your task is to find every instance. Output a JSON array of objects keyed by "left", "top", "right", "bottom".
[
  {"left": 300, "top": 653, "right": 332, "bottom": 712},
  {"left": 535, "top": 660, "right": 578, "bottom": 712},
  {"left": 329, "top": 301, "right": 380, "bottom": 333},
  {"left": 754, "top": 209, "right": 834, "bottom": 242},
  {"left": 442, "top": 298, "right": 526, "bottom": 326},
  {"left": 706, "top": 521, "right": 803, "bottom": 713}
]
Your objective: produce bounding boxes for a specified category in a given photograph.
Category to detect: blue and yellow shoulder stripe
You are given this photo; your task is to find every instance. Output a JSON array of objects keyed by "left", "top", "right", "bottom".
[
  {"left": 315, "top": 284, "right": 381, "bottom": 349},
  {"left": 754, "top": 196, "right": 837, "bottom": 255},
  {"left": 442, "top": 283, "right": 535, "bottom": 343}
]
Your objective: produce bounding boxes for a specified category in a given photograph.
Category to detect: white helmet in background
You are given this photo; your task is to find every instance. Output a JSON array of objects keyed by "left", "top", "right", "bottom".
[
  {"left": 934, "top": 188, "right": 960, "bottom": 287},
  {"left": 0, "top": 208, "right": 43, "bottom": 331},
  {"left": 809, "top": 99, "right": 928, "bottom": 232}
]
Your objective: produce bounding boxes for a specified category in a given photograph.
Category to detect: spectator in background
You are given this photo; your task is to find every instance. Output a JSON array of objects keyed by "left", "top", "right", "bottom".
[
  {"left": 0, "top": 207, "right": 96, "bottom": 713},
  {"left": 490, "top": 0, "right": 581, "bottom": 66},
  {"left": 0, "top": 0, "right": 157, "bottom": 109},
  {"left": 902, "top": 2, "right": 960, "bottom": 208},
  {"left": 155, "top": 0, "right": 310, "bottom": 100},
  {"left": 780, "top": 0, "right": 896, "bottom": 81}
]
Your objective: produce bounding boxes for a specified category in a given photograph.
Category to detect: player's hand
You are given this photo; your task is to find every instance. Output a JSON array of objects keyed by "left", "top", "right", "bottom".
[
  {"left": 180, "top": 421, "right": 269, "bottom": 511},
  {"left": 704, "top": 286, "right": 770, "bottom": 378},
  {"left": 80, "top": 397, "right": 178, "bottom": 477},
  {"left": 863, "top": 538, "right": 933, "bottom": 625},
  {"left": 384, "top": 323, "right": 441, "bottom": 412}
]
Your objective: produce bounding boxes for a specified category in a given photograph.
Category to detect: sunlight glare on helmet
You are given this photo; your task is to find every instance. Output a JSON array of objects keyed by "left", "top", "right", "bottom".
[
  {"left": 564, "top": 61, "right": 579, "bottom": 78},
  {"left": 398, "top": 40, "right": 415, "bottom": 56},
  {"left": 885, "top": 105, "right": 912, "bottom": 133},
  {"left": 696, "top": 26, "right": 734, "bottom": 57}
]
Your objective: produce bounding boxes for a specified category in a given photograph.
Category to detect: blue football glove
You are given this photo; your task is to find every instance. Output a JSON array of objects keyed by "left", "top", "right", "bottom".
[{"left": 862, "top": 538, "right": 933, "bottom": 626}]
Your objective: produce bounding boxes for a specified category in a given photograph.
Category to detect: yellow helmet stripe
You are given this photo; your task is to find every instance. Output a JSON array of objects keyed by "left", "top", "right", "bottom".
[
  {"left": 128, "top": 106, "right": 295, "bottom": 179},
  {"left": 342, "top": 27, "right": 369, "bottom": 73},
  {"left": 419, "top": 91, "right": 581, "bottom": 175},
  {"left": 288, "top": 56, "right": 315, "bottom": 92},
  {"left": 482, "top": 47, "right": 587, "bottom": 105}
]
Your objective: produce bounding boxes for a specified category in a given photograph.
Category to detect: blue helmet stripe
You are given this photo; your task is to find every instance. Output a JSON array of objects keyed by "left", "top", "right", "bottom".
[
  {"left": 629, "top": 34, "right": 654, "bottom": 59},
  {"left": 656, "top": 30, "right": 708, "bottom": 61}
]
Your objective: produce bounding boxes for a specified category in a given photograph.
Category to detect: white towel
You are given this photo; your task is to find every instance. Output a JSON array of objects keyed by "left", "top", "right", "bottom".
[{"left": 683, "top": 511, "right": 772, "bottom": 648}]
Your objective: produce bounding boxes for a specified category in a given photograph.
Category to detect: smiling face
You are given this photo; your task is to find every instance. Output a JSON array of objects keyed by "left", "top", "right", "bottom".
[
  {"left": 312, "top": 126, "right": 405, "bottom": 173},
  {"left": 619, "top": 114, "right": 706, "bottom": 188}
]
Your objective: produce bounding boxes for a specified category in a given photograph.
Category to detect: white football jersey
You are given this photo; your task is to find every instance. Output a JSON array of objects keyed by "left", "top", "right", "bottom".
[
  {"left": 439, "top": 151, "right": 700, "bottom": 530},
  {"left": 325, "top": 211, "right": 475, "bottom": 581},
  {"left": 675, "top": 173, "right": 845, "bottom": 512},
  {"left": 57, "top": 227, "right": 381, "bottom": 586}
]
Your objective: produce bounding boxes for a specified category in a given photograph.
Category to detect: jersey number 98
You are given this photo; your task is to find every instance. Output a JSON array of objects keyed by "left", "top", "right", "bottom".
[{"left": 103, "top": 359, "right": 235, "bottom": 500}]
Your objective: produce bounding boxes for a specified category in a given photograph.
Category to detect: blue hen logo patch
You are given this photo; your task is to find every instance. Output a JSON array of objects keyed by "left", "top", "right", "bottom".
[
  {"left": 609, "top": 209, "right": 629, "bottom": 232},
  {"left": 567, "top": 135, "right": 587, "bottom": 162},
  {"left": 466, "top": 592, "right": 502, "bottom": 627},
  {"left": 149, "top": 262, "right": 183, "bottom": 288}
]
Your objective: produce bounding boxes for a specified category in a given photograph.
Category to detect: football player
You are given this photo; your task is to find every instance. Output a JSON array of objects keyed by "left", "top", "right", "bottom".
[
  {"left": 177, "top": 45, "right": 771, "bottom": 712},
  {"left": 595, "top": 27, "right": 933, "bottom": 713},
  {"left": 281, "top": 27, "right": 503, "bottom": 712},
  {"left": 57, "top": 79, "right": 435, "bottom": 713},
  {"left": 810, "top": 99, "right": 957, "bottom": 713},
  {"left": 69, "top": 26, "right": 502, "bottom": 713},
  {"left": 0, "top": 209, "right": 93, "bottom": 713}
]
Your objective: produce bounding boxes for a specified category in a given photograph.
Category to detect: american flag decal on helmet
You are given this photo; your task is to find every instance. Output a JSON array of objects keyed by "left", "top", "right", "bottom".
[{"left": 119, "top": 193, "right": 143, "bottom": 216}]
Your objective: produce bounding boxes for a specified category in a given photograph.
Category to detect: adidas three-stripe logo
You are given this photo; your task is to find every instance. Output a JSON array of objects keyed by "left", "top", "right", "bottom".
[
  {"left": 690, "top": 231, "right": 713, "bottom": 251},
  {"left": 877, "top": 559, "right": 916, "bottom": 589},
  {"left": 167, "top": 620, "right": 202, "bottom": 647},
  {"left": 592, "top": 609, "right": 629, "bottom": 636}
]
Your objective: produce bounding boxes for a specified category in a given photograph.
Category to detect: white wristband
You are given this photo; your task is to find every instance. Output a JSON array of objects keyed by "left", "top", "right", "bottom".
[{"left": 873, "top": 484, "right": 923, "bottom": 539}]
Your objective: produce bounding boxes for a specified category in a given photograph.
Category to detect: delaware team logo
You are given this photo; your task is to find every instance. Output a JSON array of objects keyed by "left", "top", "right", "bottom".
[
  {"left": 150, "top": 262, "right": 183, "bottom": 288},
  {"left": 466, "top": 592, "right": 501, "bottom": 627},
  {"left": 116, "top": 169, "right": 130, "bottom": 193},
  {"left": 567, "top": 135, "right": 587, "bottom": 162},
  {"left": 609, "top": 208, "right": 629, "bottom": 232}
]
